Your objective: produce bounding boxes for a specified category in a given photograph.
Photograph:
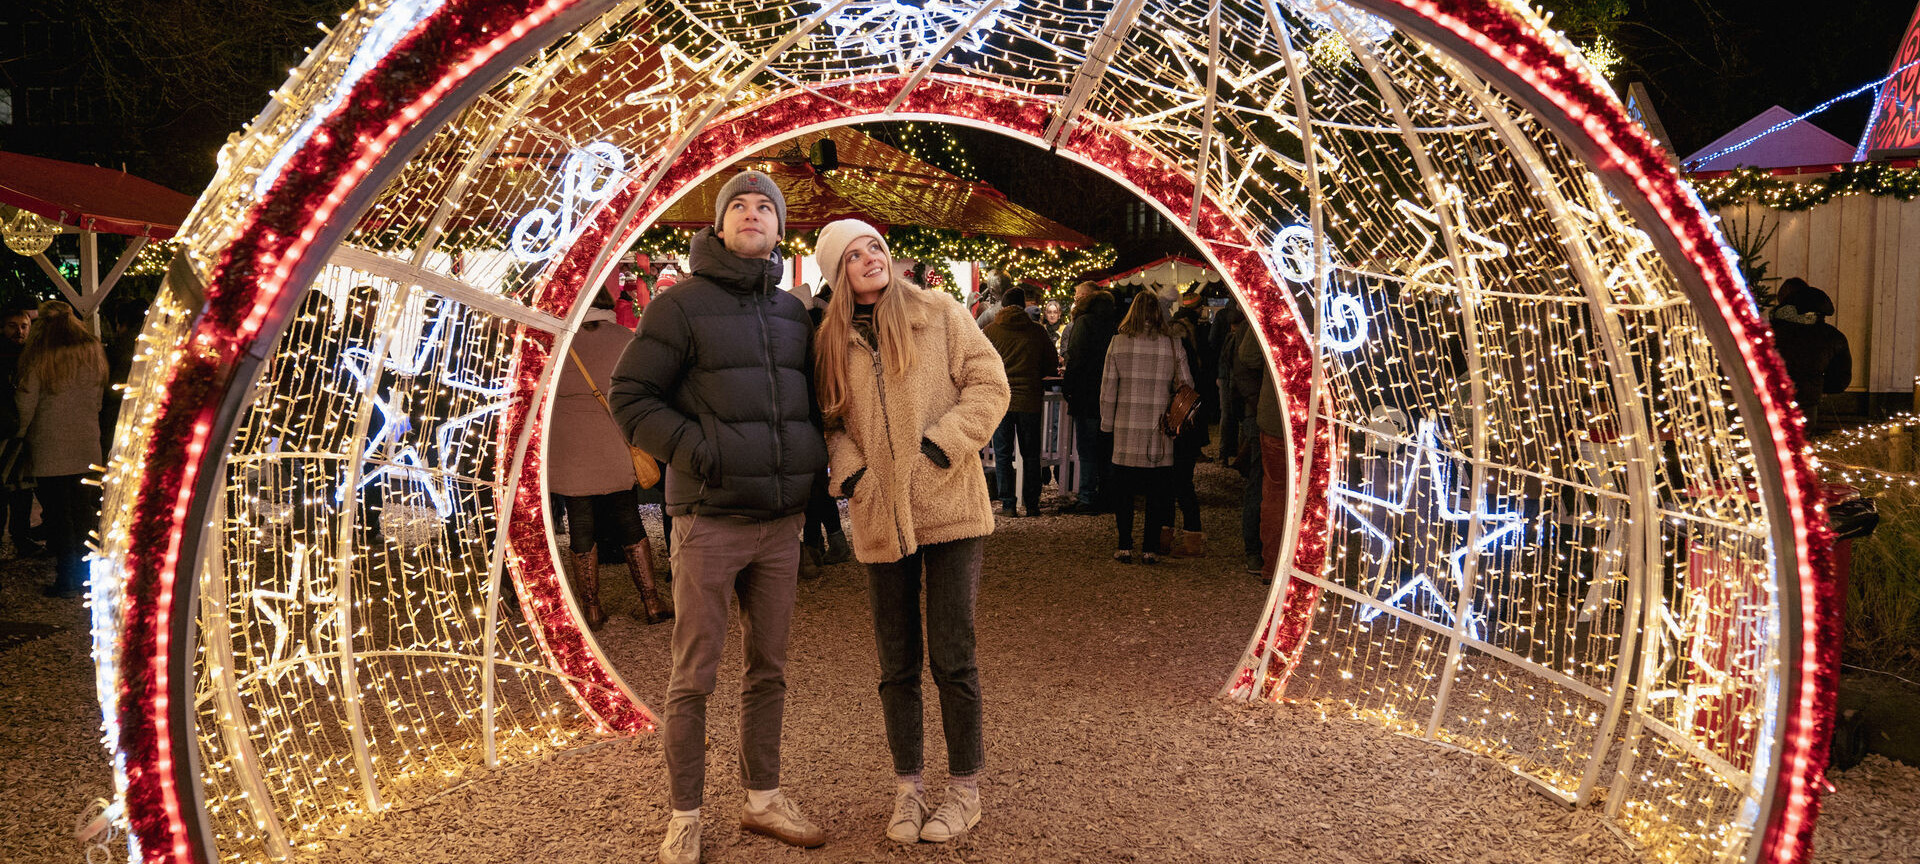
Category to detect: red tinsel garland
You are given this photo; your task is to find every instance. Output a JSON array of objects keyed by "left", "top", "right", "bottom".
[{"left": 118, "top": 3, "right": 1830, "bottom": 864}]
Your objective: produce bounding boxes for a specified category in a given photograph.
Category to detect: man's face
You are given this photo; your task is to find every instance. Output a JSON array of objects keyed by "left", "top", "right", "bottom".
[
  {"left": 2, "top": 315, "right": 28, "bottom": 346},
  {"left": 718, "top": 192, "right": 780, "bottom": 260}
]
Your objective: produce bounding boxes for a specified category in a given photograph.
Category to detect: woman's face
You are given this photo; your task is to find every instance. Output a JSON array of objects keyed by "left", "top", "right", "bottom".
[
  {"left": 1044, "top": 304, "right": 1062, "bottom": 325},
  {"left": 842, "top": 236, "right": 892, "bottom": 299}
]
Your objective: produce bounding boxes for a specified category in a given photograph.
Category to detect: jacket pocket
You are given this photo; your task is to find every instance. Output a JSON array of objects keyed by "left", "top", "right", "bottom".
[{"left": 696, "top": 413, "right": 724, "bottom": 487}]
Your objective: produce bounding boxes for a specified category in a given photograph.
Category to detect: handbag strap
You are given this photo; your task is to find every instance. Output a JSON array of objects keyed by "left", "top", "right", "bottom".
[{"left": 568, "top": 349, "right": 621, "bottom": 422}]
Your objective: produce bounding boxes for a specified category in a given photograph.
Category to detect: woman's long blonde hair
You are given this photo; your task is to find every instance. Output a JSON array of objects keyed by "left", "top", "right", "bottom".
[
  {"left": 1116, "top": 291, "right": 1170, "bottom": 337},
  {"left": 20, "top": 300, "right": 106, "bottom": 392},
  {"left": 815, "top": 269, "right": 928, "bottom": 422}
]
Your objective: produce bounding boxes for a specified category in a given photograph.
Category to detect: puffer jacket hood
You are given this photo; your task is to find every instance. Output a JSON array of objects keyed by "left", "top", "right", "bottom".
[{"left": 687, "top": 226, "right": 784, "bottom": 295}]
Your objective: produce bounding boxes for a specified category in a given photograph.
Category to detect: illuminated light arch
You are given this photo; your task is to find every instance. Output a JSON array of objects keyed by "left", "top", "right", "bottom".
[{"left": 91, "top": 2, "right": 1833, "bottom": 864}]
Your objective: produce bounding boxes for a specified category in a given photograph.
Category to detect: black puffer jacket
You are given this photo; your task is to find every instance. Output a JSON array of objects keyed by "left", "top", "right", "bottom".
[
  {"left": 1062, "top": 293, "right": 1117, "bottom": 418},
  {"left": 609, "top": 228, "right": 827, "bottom": 519}
]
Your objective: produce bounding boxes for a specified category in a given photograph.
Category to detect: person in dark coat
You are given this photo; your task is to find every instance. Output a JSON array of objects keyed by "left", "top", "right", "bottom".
[
  {"left": 0, "top": 307, "right": 41, "bottom": 559},
  {"left": 1061, "top": 283, "right": 1118, "bottom": 513},
  {"left": 982, "top": 287, "right": 1059, "bottom": 516},
  {"left": 608, "top": 170, "right": 830, "bottom": 863},
  {"left": 1768, "top": 278, "right": 1851, "bottom": 429},
  {"left": 1165, "top": 296, "right": 1211, "bottom": 556}
]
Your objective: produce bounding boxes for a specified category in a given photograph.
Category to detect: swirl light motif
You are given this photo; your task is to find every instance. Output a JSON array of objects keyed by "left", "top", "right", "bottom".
[{"left": 90, "top": 2, "right": 1833, "bottom": 864}]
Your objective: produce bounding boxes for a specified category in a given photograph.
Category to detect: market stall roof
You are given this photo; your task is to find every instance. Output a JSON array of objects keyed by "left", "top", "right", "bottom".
[
  {"left": 654, "top": 126, "right": 1093, "bottom": 247},
  {"left": 1681, "top": 106, "right": 1858, "bottom": 172},
  {"left": 0, "top": 151, "right": 194, "bottom": 238},
  {"left": 1098, "top": 255, "right": 1219, "bottom": 288}
]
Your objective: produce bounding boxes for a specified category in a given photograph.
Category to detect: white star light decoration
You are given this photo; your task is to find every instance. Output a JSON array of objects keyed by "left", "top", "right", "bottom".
[
  {"left": 824, "top": 0, "right": 1012, "bottom": 72},
  {"left": 249, "top": 543, "right": 340, "bottom": 687},
  {"left": 1332, "top": 419, "right": 1529, "bottom": 641},
  {"left": 336, "top": 304, "right": 514, "bottom": 522}
]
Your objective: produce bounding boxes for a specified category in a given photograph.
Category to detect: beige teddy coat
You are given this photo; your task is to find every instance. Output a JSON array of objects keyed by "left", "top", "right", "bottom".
[{"left": 827, "top": 291, "right": 1010, "bottom": 564}]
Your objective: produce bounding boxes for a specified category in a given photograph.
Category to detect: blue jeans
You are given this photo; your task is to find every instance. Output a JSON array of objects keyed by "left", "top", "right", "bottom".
[
  {"left": 865, "top": 536, "right": 985, "bottom": 777},
  {"left": 1072, "top": 415, "right": 1110, "bottom": 506},
  {"left": 991, "top": 410, "right": 1043, "bottom": 513}
]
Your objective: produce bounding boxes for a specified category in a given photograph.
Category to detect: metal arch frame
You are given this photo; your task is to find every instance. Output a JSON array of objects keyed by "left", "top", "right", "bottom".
[
  {"left": 147, "top": 3, "right": 625, "bottom": 860},
  {"left": 1338, "top": 2, "right": 1819, "bottom": 862},
  {"left": 122, "top": 3, "right": 1819, "bottom": 863}
]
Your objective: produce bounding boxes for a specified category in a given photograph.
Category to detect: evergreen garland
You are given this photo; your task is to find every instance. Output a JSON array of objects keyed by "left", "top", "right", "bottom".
[{"left": 1692, "top": 162, "right": 1920, "bottom": 211}]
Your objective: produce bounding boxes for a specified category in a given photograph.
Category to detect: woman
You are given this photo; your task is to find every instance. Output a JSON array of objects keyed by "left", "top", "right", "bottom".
[
  {"left": 17, "top": 300, "right": 107, "bottom": 597},
  {"left": 813, "top": 218, "right": 1010, "bottom": 845},
  {"left": 1100, "top": 292, "right": 1192, "bottom": 563},
  {"left": 550, "top": 284, "right": 671, "bottom": 627}
]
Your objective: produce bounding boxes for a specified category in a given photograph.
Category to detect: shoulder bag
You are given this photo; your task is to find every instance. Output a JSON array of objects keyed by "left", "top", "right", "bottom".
[{"left": 568, "top": 350, "right": 662, "bottom": 489}]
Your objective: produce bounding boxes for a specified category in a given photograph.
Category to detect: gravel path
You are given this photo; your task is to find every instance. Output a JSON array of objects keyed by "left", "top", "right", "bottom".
[{"left": 2, "top": 462, "right": 1914, "bottom": 863}]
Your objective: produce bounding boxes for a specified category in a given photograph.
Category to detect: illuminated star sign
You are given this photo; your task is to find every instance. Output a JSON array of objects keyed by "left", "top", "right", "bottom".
[
  {"left": 1279, "top": 0, "right": 1393, "bottom": 44},
  {"left": 250, "top": 543, "right": 340, "bottom": 687},
  {"left": 1394, "top": 194, "right": 1509, "bottom": 293},
  {"left": 336, "top": 304, "right": 513, "bottom": 516},
  {"left": 824, "top": 0, "right": 1013, "bottom": 72},
  {"left": 1271, "top": 224, "right": 1370, "bottom": 351},
  {"left": 1332, "top": 419, "right": 1529, "bottom": 640},
  {"left": 619, "top": 46, "right": 729, "bottom": 137}
]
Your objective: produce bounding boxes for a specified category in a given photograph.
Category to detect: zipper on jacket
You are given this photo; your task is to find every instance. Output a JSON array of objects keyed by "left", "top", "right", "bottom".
[
  {"left": 868, "top": 340, "right": 911, "bottom": 558},
  {"left": 755, "top": 285, "right": 788, "bottom": 510}
]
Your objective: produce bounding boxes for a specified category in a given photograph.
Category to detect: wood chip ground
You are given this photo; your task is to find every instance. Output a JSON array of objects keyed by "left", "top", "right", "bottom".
[{"left": 2, "top": 463, "right": 1913, "bottom": 862}]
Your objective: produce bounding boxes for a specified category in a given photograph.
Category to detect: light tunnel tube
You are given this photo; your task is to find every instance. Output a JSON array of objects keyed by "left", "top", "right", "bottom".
[
  {"left": 1340, "top": 3, "right": 1834, "bottom": 863},
  {"left": 101, "top": 1, "right": 1827, "bottom": 864}
]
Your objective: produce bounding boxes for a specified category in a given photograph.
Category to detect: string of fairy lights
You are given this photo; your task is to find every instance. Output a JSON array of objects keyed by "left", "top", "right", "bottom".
[{"left": 89, "top": 2, "right": 1810, "bottom": 864}]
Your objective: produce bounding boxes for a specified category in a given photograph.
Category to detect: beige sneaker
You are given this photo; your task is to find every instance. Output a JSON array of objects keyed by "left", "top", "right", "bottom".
[
  {"left": 741, "top": 790, "right": 827, "bottom": 848},
  {"left": 886, "top": 788, "right": 929, "bottom": 844},
  {"left": 917, "top": 786, "right": 980, "bottom": 843},
  {"left": 658, "top": 813, "right": 700, "bottom": 864}
]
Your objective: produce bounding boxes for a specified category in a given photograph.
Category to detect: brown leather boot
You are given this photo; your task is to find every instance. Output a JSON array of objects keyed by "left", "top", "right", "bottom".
[
  {"left": 623, "top": 539, "right": 674, "bottom": 624},
  {"left": 1178, "top": 530, "right": 1207, "bottom": 557},
  {"left": 569, "top": 547, "right": 608, "bottom": 630},
  {"left": 1158, "top": 526, "right": 1175, "bottom": 555}
]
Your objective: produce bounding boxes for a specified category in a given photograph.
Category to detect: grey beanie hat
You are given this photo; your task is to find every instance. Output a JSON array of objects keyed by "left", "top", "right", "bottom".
[{"left": 713, "top": 169, "right": 787, "bottom": 234}]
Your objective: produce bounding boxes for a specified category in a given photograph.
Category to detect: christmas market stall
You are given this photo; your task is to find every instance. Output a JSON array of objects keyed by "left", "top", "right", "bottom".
[{"left": 0, "top": 151, "right": 194, "bottom": 317}]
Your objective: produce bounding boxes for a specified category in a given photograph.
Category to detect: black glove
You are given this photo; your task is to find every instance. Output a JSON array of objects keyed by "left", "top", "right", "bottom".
[
  {"left": 840, "top": 466, "right": 866, "bottom": 497},
  {"left": 920, "top": 437, "right": 950, "bottom": 469}
]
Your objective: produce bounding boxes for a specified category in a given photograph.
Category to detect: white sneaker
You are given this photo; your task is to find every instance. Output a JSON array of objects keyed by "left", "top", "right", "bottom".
[
  {"left": 741, "top": 790, "right": 827, "bottom": 848},
  {"left": 886, "top": 788, "right": 929, "bottom": 844},
  {"left": 659, "top": 813, "right": 700, "bottom": 864},
  {"left": 918, "top": 786, "right": 980, "bottom": 843}
]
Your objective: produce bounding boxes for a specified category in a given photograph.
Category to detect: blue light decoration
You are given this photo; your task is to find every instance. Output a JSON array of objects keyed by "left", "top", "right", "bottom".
[
  {"left": 510, "top": 141, "right": 628, "bottom": 263},
  {"left": 1331, "top": 419, "right": 1529, "bottom": 641},
  {"left": 823, "top": 0, "right": 1014, "bottom": 72},
  {"left": 336, "top": 304, "right": 514, "bottom": 517},
  {"left": 1271, "top": 223, "right": 1371, "bottom": 352}
]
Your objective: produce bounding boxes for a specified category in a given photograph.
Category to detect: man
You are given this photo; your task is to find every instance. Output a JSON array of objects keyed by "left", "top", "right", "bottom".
[
  {"left": 1060, "top": 283, "right": 1117, "bottom": 514},
  {"left": 982, "top": 286, "right": 1059, "bottom": 517},
  {"left": 0, "top": 308, "right": 41, "bottom": 558},
  {"left": 609, "top": 170, "right": 829, "bottom": 864},
  {"left": 1234, "top": 323, "right": 1288, "bottom": 582}
]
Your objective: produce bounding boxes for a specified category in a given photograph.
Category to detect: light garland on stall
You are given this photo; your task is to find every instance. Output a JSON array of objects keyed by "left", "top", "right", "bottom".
[{"left": 90, "top": 2, "right": 1830, "bottom": 864}]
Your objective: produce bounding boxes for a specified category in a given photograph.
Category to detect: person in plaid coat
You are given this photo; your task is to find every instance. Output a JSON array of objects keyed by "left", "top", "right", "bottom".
[{"left": 1099, "top": 292, "right": 1192, "bottom": 563}]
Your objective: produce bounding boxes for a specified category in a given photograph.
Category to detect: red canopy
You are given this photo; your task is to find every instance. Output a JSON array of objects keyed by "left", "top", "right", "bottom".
[{"left": 0, "top": 151, "right": 194, "bottom": 238}]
